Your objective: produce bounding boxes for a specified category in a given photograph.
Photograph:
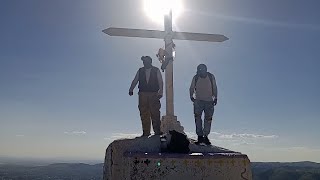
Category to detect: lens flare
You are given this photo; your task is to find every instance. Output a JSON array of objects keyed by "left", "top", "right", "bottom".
[{"left": 144, "top": 0, "right": 183, "bottom": 23}]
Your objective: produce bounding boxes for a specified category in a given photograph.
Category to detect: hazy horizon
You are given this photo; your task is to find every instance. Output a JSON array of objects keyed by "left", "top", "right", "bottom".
[{"left": 1, "top": 155, "right": 320, "bottom": 166}]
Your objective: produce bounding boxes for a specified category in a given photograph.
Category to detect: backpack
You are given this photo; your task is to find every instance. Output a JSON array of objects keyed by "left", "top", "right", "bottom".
[
  {"left": 194, "top": 72, "right": 214, "bottom": 95},
  {"left": 167, "top": 130, "right": 190, "bottom": 153}
]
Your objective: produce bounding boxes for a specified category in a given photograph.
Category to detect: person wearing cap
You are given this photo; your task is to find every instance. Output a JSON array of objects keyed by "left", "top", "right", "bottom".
[
  {"left": 129, "top": 56, "right": 163, "bottom": 136},
  {"left": 189, "top": 64, "right": 218, "bottom": 145}
]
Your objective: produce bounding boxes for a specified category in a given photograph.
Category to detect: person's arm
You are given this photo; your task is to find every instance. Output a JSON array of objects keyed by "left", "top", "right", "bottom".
[
  {"left": 129, "top": 70, "right": 139, "bottom": 94},
  {"left": 211, "top": 74, "right": 218, "bottom": 99},
  {"left": 211, "top": 74, "right": 218, "bottom": 105},
  {"left": 189, "top": 76, "right": 196, "bottom": 101},
  {"left": 157, "top": 69, "right": 163, "bottom": 97}
]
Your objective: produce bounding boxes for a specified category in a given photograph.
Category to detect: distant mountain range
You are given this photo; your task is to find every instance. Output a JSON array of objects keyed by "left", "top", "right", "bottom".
[
  {"left": 0, "top": 163, "right": 104, "bottom": 180},
  {"left": 0, "top": 161, "right": 320, "bottom": 180},
  {"left": 253, "top": 161, "right": 320, "bottom": 169},
  {"left": 252, "top": 161, "right": 320, "bottom": 180}
]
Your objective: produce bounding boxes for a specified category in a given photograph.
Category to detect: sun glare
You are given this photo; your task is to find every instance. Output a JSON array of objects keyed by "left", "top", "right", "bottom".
[{"left": 143, "top": 0, "right": 183, "bottom": 23}]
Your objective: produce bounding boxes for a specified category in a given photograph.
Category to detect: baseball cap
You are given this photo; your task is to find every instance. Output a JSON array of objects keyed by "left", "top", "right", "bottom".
[
  {"left": 197, "top": 64, "right": 207, "bottom": 73},
  {"left": 141, "top": 56, "right": 152, "bottom": 61}
]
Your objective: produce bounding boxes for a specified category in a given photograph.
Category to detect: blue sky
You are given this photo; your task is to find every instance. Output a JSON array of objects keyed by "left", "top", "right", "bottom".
[{"left": 1, "top": 0, "right": 320, "bottom": 163}]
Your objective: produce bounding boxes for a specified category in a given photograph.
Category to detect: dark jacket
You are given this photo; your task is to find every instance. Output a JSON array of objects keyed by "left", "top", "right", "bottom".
[{"left": 138, "top": 66, "right": 160, "bottom": 92}]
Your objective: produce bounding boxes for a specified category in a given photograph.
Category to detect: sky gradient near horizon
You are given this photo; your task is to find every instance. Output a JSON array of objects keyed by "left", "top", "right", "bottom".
[{"left": 1, "top": 0, "right": 320, "bottom": 163}]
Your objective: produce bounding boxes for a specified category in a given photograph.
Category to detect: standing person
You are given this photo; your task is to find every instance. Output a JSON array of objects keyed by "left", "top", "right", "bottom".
[
  {"left": 189, "top": 64, "right": 218, "bottom": 145},
  {"left": 129, "top": 56, "right": 163, "bottom": 136}
]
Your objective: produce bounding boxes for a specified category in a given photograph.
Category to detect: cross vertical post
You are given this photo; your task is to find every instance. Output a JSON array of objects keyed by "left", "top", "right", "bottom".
[
  {"left": 160, "top": 9, "right": 183, "bottom": 134},
  {"left": 164, "top": 10, "right": 174, "bottom": 117}
]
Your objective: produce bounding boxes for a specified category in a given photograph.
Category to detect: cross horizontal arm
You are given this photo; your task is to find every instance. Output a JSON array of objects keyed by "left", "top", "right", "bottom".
[
  {"left": 102, "top": 27, "right": 165, "bottom": 39},
  {"left": 173, "top": 31, "right": 229, "bottom": 42},
  {"left": 103, "top": 27, "right": 229, "bottom": 42}
]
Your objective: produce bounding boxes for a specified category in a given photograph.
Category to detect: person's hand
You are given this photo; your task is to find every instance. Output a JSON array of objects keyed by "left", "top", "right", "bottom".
[
  {"left": 129, "top": 91, "right": 133, "bottom": 96},
  {"left": 190, "top": 97, "right": 195, "bottom": 102},
  {"left": 213, "top": 98, "right": 218, "bottom": 106}
]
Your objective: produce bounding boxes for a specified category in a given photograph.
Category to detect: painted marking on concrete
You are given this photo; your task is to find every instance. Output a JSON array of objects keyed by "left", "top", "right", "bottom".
[
  {"left": 134, "top": 158, "right": 139, "bottom": 165},
  {"left": 241, "top": 168, "right": 249, "bottom": 180},
  {"left": 144, "top": 159, "right": 151, "bottom": 166}
]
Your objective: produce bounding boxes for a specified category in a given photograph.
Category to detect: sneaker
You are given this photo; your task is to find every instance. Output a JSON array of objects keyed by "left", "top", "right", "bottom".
[
  {"left": 203, "top": 136, "right": 211, "bottom": 145},
  {"left": 195, "top": 136, "right": 204, "bottom": 145}
]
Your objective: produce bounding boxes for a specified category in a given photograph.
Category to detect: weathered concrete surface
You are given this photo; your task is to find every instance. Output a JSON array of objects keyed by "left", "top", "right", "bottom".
[
  {"left": 124, "top": 152, "right": 252, "bottom": 180},
  {"left": 104, "top": 137, "right": 252, "bottom": 180}
]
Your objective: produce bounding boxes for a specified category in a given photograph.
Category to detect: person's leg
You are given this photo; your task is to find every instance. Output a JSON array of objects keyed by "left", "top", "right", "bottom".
[
  {"left": 149, "top": 92, "right": 162, "bottom": 135},
  {"left": 194, "top": 100, "right": 205, "bottom": 143},
  {"left": 203, "top": 101, "right": 214, "bottom": 144},
  {"left": 138, "top": 92, "right": 151, "bottom": 136}
]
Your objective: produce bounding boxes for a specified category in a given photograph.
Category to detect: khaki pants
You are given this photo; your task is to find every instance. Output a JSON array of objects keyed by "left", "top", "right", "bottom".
[{"left": 138, "top": 92, "right": 161, "bottom": 135}]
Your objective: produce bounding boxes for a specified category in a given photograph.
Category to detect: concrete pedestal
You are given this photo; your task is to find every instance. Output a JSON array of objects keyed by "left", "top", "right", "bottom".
[{"left": 103, "top": 136, "right": 252, "bottom": 180}]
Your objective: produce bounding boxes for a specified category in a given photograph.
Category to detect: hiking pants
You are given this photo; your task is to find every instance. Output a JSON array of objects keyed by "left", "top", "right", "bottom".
[
  {"left": 194, "top": 100, "right": 214, "bottom": 136},
  {"left": 138, "top": 92, "right": 161, "bottom": 135}
]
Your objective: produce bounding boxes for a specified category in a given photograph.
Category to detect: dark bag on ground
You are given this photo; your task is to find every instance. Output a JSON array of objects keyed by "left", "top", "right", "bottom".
[{"left": 167, "top": 130, "right": 190, "bottom": 153}]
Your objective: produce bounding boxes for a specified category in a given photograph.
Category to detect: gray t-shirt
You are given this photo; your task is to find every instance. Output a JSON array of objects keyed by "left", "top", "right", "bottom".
[{"left": 189, "top": 74, "right": 217, "bottom": 101}]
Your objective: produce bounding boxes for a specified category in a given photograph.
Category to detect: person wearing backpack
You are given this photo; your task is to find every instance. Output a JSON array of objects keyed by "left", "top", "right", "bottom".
[
  {"left": 189, "top": 64, "right": 218, "bottom": 145},
  {"left": 129, "top": 56, "right": 163, "bottom": 136}
]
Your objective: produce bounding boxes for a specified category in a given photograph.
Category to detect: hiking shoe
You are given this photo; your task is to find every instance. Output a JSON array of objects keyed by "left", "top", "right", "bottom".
[
  {"left": 195, "top": 136, "right": 204, "bottom": 145},
  {"left": 141, "top": 133, "right": 150, "bottom": 137},
  {"left": 155, "top": 131, "right": 163, "bottom": 136},
  {"left": 203, "top": 136, "right": 211, "bottom": 145}
]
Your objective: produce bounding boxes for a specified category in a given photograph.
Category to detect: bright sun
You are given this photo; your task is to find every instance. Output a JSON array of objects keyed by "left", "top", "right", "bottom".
[{"left": 143, "top": 0, "right": 183, "bottom": 23}]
